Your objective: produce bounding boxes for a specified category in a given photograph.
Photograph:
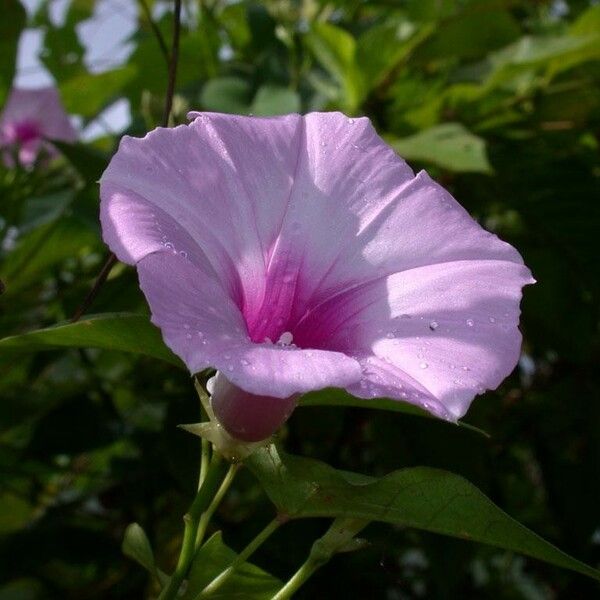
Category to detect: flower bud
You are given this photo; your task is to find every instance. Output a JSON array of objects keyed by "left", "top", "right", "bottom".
[{"left": 209, "top": 372, "right": 297, "bottom": 442}]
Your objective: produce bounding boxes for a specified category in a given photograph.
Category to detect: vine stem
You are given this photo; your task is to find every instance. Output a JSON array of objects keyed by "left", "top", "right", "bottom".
[
  {"left": 198, "top": 517, "right": 282, "bottom": 598},
  {"left": 157, "top": 453, "right": 227, "bottom": 600},
  {"left": 137, "top": 0, "right": 170, "bottom": 64},
  {"left": 194, "top": 463, "right": 240, "bottom": 548}
]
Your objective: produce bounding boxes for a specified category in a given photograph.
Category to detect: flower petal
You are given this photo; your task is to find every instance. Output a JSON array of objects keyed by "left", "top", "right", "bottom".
[
  {"left": 136, "top": 250, "right": 362, "bottom": 398},
  {"left": 0, "top": 87, "right": 77, "bottom": 142},
  {"left": 101, "top": 114, "right": 305, "bottom": 325},
  {"left": 298, "top": 259, "right": 533, "bottom": 419}
]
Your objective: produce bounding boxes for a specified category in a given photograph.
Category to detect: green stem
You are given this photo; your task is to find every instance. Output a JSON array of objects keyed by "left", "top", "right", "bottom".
[
  {"left": 198, "top": 517, "right": 281, "bottom": 598},
  {"left": 197, "top": 402, "right": 211, "bottom": 490},
  {"left": 158, "top": 454, "right": 226, "bottom": 600},
  {"left": 194, "top": 463, "right": 239, "bottom": 548},
  {"left": 270, "top": 554, "right": 323, "bottom": 600},
  {"left": 271, "top": 518, "right": 368, "bottom": 600}
]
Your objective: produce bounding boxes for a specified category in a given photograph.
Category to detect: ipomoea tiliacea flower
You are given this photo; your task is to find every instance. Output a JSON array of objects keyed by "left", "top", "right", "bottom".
[
  {"left": 100, "top": 112, "right": 534, "bottom": 441},
  {"left": 0, "top": 87, "right": 77, "bottom": 167}
]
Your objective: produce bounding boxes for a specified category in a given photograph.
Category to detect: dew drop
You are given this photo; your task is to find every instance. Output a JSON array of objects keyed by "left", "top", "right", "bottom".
[
  {"left": 224, "top": 352, "right": 232, "bottom": 360},
  {"left": 183, "top": 323, "right": 190, "bottom": 330},
  {"left": 466, "top": 318, "right": 474, "bottom": 327},
  {"left": 277, "top": 331, "right": 294, "bottom": 346},
  {"left": 489, "top": 316, "right": 496, "bottom": 323},
  {"left": 185, "top": 333, "right": 192, "bottom": 340},
  {"left": 429, "top": 320, "right": 439, "bottom": 331},
  {"left": 206, "top": 376, "right": 216, "bottom": 395},
  {"left": 240, "top": 358, "right": 250, "bottom": 366},
  {"left": 419, "top": 362, "right": 428, "bottom": 369},
  {"left": 462, "top": 366, "right": 471, "bottom": 371},
  {"left": 385, "top": 331, "right": 395, "bottom": 339},
  {"left": 179, "top": 250, "right": 188, "bottom": 259},
  {"left": 283, "top": 274, "right": 294, "bottom": 284}
]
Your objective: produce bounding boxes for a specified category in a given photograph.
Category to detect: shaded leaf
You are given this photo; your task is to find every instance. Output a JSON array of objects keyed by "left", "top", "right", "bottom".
[
  {"left": 300, "top": 388, "right": 488, "bottom": 437},
  {"left": 247, "top": 447, "right": 600, "bottom": 582}
]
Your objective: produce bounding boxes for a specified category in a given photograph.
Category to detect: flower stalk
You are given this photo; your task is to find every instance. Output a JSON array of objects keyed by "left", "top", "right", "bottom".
[
  {"left": 157, "top": 453, "right": 227, "bottom": 600},
  {"left": 194, "top": 462, "right": 240, "bottom": 548},
  {"left": 271, "top": 518, "right": 368, "bottom": 600}
]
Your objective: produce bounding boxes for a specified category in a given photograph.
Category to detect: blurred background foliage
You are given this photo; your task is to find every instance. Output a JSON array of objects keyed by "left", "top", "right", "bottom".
[{"left": 1, "top": 0, "right": 599, "bottom": 598}]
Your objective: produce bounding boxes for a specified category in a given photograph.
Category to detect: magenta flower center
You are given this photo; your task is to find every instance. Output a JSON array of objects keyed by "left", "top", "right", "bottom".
[{"left": 4, "top": 120, "right": 42, "bottom": 145}]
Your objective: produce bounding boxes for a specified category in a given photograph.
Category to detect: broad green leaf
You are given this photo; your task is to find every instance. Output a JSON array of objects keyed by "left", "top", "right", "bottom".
[
  {"left": 201, "top": 77, "right": 253, "bottom": 114},
  {"left": 0, "top": 0, "right": 26, "bottom": 104},
  {"left": 391, "top": 123, "right": 492, "bottom": 173},
  {"left": 305, "top": 22, "right": 364, "bottom": 112},
  {"left": 0, "top": 313, "right": 183, "bottom": 368},
  {"left": 183, "top": 531, "right": 281, "bottom": 599},
  {"left": 251, "top": 85, "right": 300, "bottom": 116},
  {"left": 247, "top": 447, "right": 600, "bottom": 582}
]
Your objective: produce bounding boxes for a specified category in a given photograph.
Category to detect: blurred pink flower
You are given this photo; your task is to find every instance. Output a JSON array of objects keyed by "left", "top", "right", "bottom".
[
  {"left": 100, "top": 112, "right": 533, "bottom": 441},
  {"left": 0, "top": 87, "right": 77, "bottom": 167}
]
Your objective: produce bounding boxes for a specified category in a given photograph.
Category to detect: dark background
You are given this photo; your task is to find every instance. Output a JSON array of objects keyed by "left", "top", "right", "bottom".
[{"left": 1, "top": 0, "right": 599, "bottom": 598}]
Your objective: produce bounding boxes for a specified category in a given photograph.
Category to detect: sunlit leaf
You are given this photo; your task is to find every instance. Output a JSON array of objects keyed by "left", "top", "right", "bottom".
[
  {"left": 390, "top": 123, "right": 492, "bottom": 173},
  {"left": 0, "top": 313, "right": 182, "bottom": 368}
]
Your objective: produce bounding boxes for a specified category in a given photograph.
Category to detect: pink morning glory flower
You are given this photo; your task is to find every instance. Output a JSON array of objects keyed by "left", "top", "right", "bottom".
[
  {"left": 0, "top": 87, "right": 77, "bottom": 167},
  {"left": 100, "top": 112, "right": 533, "bottom": 441}
]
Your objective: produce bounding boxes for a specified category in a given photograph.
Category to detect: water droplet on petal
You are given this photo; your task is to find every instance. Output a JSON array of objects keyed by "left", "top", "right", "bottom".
[
  {"left": 277, "top": 331, "right": 294, "bottom": 346},
  {"left": 466, "top": 319, "right": 474, "bottom": 327},
  {"left": 206, "top": 376, "right": 216, "bottom": 395},
  {"left": 185, "top": 333, "right": 192, "bottom": 340},
  {"left": 419, "top": 362, "right": 428, "bottom": 369},
  {"left": 429, "top": 320, "right": 439, "bottom": 331},
  {"left": 385, "top": 331, "right": 395, "bottom": 339},
  {"left": 489, "top": 316, "right": 496, "bottom": 323}
]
